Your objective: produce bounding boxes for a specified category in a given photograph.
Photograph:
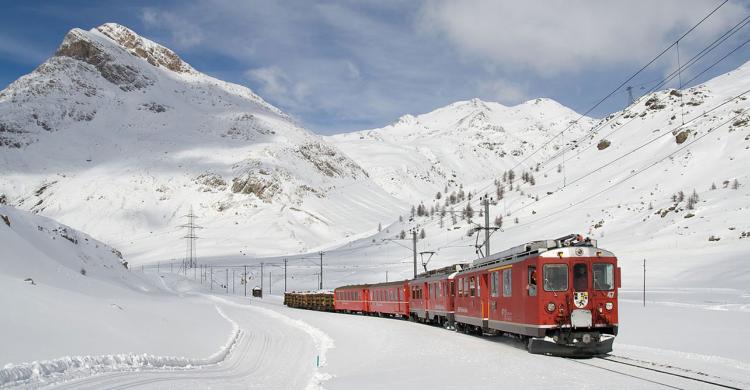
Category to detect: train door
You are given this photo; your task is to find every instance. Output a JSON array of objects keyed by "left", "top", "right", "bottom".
[
  {"left": 480, "top": 272, "right": 489, "bottom": 323},
  {"left": 524, "top": 264, "right": 538, "bottom": 324},
  {"left": 571, "top": 260, "right": 592, "bottom": 323}
]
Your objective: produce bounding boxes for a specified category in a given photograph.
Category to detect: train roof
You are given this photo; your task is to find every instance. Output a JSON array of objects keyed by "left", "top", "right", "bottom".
[{"left": 464, "top": 234, "right": 613, "bottom": 272}]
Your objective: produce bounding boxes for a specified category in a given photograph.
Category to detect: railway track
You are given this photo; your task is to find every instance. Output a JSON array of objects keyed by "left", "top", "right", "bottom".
[{"left": 569, "top": 354, "right": 746, "bottom": 389}]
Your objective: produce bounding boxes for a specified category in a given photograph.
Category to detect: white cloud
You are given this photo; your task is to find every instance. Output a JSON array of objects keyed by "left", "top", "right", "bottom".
[
  {"left": 418, "top": 0, "right": 747, "bottom": 76},
  {"left": 245, "top": 66, "right": 311, "bottom": 108},
  {"left": 477, "top": 78, "right": 528, "bottom": 104},
  {"left": 140, "top": 8, "right": 204, "bottom": 48}
]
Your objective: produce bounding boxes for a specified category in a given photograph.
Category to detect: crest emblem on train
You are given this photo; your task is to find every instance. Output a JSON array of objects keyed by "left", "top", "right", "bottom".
[{"left": 573, "top": 291, "right": 589, "bottom": 308}]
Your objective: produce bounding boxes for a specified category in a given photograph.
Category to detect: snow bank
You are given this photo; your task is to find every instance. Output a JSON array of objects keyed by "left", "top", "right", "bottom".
[{"left": 0, "top": 306, "right": 240, "bottom": 388}]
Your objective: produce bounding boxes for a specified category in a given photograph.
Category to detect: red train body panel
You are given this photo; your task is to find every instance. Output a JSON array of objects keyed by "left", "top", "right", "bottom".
[
  {"left": 334, "top": 285, "right": 369, "bottom": 313},
  {"left": 368, "top": 280, "right": 410, "bottom": 318},
  {"left": 408, "top": 264, "right": 464, "bottom": 325}
]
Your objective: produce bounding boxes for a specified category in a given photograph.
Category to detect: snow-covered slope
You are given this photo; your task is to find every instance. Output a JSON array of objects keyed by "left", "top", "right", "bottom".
[
  {"left": 0, "top": 204, "right": 231, "bottom": 368},
  {"left": 0, "top": 23, "right": 399, "bottom": 263},
  {"left": 329, "top": 97, "right": 594, "bottom": 203}
]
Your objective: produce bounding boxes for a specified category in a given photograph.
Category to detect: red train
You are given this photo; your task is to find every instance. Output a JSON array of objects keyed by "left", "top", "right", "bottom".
[{"left": 322, "top": 234, "right": 619, "bottom": 356}]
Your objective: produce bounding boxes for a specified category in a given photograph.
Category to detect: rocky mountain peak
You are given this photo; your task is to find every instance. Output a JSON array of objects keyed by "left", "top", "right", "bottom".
[{"left": 94, "top": 23, "right": 195, "bottom": 74}]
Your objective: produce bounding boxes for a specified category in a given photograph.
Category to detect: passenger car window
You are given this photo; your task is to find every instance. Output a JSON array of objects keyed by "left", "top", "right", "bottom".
[
  {"left": 490, "top": 272, "right": 498, "bottom": 297},
  {"left": 469, "top": 277, "right": 476, "bottom": 297},
  {"left": 593, "top": 263, "right": 614, "bottom": 290},
  {"left": 543, "top": 264, "right": 568, "bottom": 292},
  {"left": 502, "top": 269, "right": 512, "bottom": 297},
  {"left": 573, "top": 263, "right": 588, "bottom": 291},
  {"left": 458, "top": 279, "right": 463, "bottom": 296}
]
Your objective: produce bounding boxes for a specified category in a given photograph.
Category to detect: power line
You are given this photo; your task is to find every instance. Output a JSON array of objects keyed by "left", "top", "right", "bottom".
[{"left": 509, "top": 0, "right": 730, "bottom": 173}]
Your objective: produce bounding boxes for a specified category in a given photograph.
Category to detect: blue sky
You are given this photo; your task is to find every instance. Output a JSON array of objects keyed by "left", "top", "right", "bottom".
[{"left": 1, "top": 1, "right": 749, "bottom": 134}]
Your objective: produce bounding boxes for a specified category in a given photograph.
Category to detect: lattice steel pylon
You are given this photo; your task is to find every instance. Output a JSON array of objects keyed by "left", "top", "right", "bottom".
[{"left": 180, "top": 205, "right": 203, "bottom": 269}]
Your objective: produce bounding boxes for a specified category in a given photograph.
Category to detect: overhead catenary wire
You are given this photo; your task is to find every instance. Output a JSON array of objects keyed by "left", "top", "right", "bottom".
[
  {"left": 420, "top": 87, "right": 750, "bottom": 255},
  {"left": 508, "top": 0, "right": 730, "bottom": 174},
  {"left": 416, "top": 8, "right": 750, "bottom": 232},
  {"left": 399, "top": 17, "right": 744, "bottom": 241}
]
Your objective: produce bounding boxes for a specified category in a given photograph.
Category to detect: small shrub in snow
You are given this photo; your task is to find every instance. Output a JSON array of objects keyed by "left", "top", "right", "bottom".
[
  {"left": 686, "top": 190, "right": 699, "bottom": 210},
  {"left": 708, "top": 235, "right": 721, "bottom": 242},
  {"left": 732, "top": 179, "right": 740, "bottom": 189},
  {"left": 1, "top": 214, "right": 9, "bottom": 227},
  {"left": 597, "top": 139, "right": 611, "bottom": 150},
  {"left": 710, "top": 182, "right": 717, "bottom": 190},
  {"left": 80, "top": 268, "right": 87, "bottom": 276}
]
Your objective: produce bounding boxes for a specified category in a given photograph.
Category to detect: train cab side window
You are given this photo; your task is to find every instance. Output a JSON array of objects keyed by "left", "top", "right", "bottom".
[
  {"left": 502, "top": 269, "right": 512, "bottom": 297},
  {"left": 528, "top": 266, "right": 537, "bottom": 297},
  {"left": 469, "top": 277, "right": 476, "bottom": 297},
  {"left": 458, "top": 279, "right": 464, "bottom": 296},
  {"left": 543, "top": 264, "right": 569, "bottom": 291},
  {"left": 573, "top": 263, "right": 588, "bottom": 291},
  {"left": 593, "top": 263, "right": 614, "bottom": 290},
  {"left": 464, "top": 278, "right": 469, "bottom": 297},
  {"left": 450, "top": 281, "right": 455, "bottom": 296}
]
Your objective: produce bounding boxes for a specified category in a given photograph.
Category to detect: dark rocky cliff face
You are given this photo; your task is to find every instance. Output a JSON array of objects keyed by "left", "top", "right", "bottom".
[{"left": 55, "top": 30, "right": 151, "bottom": 91}]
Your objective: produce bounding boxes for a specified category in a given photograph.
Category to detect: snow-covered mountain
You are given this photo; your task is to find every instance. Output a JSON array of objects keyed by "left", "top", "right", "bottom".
[
  {"left": 324, "top": 62, "right": 750, "bottom": 290},
  {"left": 329, "top": 97, "right": 594, "bottom": 203},
  {"left": 0, "top": 23, "right": 399, "bottom": 262}
]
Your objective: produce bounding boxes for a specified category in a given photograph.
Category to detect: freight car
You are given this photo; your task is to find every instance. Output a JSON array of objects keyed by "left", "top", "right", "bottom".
[{"left": 284, "top": 291, "right": 334, "bottom": 311}]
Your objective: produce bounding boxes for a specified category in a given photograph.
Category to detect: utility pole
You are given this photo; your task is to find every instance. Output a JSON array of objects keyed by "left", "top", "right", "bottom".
[
  {"left": 483, "top": 194, "right": 491, "bottom": 257},
  {"left": 412, "top": 229, "right": 418, "bottom": 278},
  {"left": 225, "top": 268, "right": 228, "bottom": 294},
  {"left": 210, "top": 266, "right": 213, "bottom": 290},
  {"left": 180, "top": 206, "right": 203, "bottom": 269},
  {"left": 270, "top": 271, "right": 272, "bottom": 295},
  {"left": 244, "top": 265, "right": 247, "bottom": 297},
  {"left": 261, "top": 262, "right": 264, "bottom": 296},
  {"left": 386, "top": 270, "right": 389, "bottom": 282},
  {"left": 319, "top": 252, "right": 324, "bottom": 290},
  {"left": 643, "top": 259, "right": 646, "bottom": 307},
  {"left": 232, "top": 269, "right": 235, "bottom": 294},
  {"left": 284, "top": 259, "right": 288, "bottom": 292},
  {"left": 626, "top": 85, "right": 634, "bottom": 105}
]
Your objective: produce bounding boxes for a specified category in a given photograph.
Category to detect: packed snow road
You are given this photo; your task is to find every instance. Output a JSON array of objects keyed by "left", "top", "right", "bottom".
[
  {"left": 43, "top": 296, "right": 325, "bottom": 390},
  {"left": 38, "top": 290, "right": 748, "bottom": 390}
]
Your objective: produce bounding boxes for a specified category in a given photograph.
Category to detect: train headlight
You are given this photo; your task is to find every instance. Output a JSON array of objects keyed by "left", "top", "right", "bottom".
[
  {"left": 605, "top": 302, "right": 613, "bottom": 311},
  {"left": 546, "top": 302, "right": 556, "bottom": 312}
]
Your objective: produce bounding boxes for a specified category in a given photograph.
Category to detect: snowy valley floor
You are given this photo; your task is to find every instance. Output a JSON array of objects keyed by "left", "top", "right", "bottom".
[{"left": 3, "top": 272, "right": 749, "bottom": 390}]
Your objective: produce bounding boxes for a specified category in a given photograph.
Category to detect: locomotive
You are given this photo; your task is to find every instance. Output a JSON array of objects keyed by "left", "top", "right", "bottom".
[{"left": 285, "top": 234, "right": 620, "bottom": 357}]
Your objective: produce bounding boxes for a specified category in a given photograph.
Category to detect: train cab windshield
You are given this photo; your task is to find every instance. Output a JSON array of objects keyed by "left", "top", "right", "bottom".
[
  {"left": 543, "top": 264, "right": 568, "bottom": 291},
  {"left": 593, "top": 263, "right": 615, "bottom": 290},
  {"left": 573, "top": 263, "right": 588, "bottom": 291}
]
